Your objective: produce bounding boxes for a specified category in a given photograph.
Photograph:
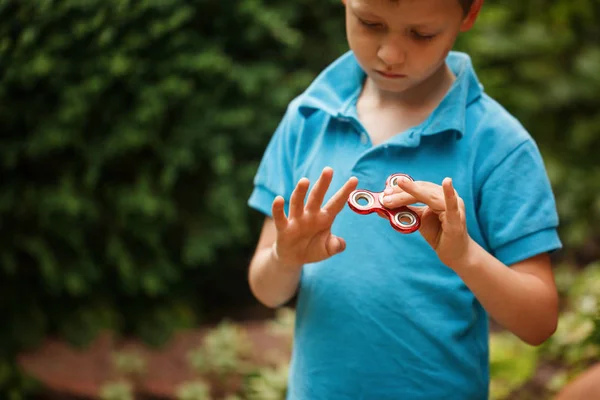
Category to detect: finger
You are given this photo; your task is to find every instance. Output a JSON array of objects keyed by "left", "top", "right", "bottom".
[
  {"left": 412, "top": 206, "right": 438, "bottom": 239},
  {"left": 306, "top": 167, "right": 334, "bottom": 212},
  {"left": 324, "top": 176, "right": 359, "bottom": 215},
  {"left": 289, "top": 178, "right": 310, "bottom": 219},
  {"left": 271, "top": 196, "right": 288, "bottom": 231},
  {"left": 325, "top": 235, "right": 346, "bottom": 256},
  {"left": 382, "top": 191, "right": 418, "bottom": 209},
  {"left": 397, "top": 177, "right": 445, "bottom": 211},
  {"left": 405, "top": 205, "right": 427, "bottom": 218},
  {"left": 442, "top": 177, "right": 461, "bottom": 224},
  {"left": 383, "top": 185, "right": 404, "bottom": 196}
]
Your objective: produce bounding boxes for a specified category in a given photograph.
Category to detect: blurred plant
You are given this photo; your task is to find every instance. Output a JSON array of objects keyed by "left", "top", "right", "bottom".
[
  {"left": 543, "top": 311, "right": 599, "bottom": 368},
  {"left": 489, "top": 332, "right": 539, "bottom": 400},
  {"left": 0, "top": 0, "right": 344, "bottom": 394},
  {"left": 112, "top": 350, "right": 147, "bottom": 381},
  {"left": 540, "top": 262, "right": 600, "bottom": 380},
  {"left": 267, "top": 307, "right": 295, "bottom": 339},
  {"left": 99, "top": 380, "right": 133, "bottom": 400},
  {"left": 182, "top": 318, "right": 291, "bottom": 399},
  {"left": 175, "top": 380, "right": 212, "bottom": 400},
  {"left": 243, "top": 363, "right": 289, "bottom": 400},
  {"left": 188, "top": 320, "right": 254, "bottom": 376}
]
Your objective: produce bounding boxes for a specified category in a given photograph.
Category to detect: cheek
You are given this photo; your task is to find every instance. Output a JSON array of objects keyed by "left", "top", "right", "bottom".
[
  {"left": 347, "top": 27, "right": 377, "bottom": 55},
  {"left": 418, "top": 42, "right": 453, "bottom": 71},
  {"left": 435, "top": 45, "right": 453, "bottom": 64},
  {"left": 436, "top": 30, "right": 461, "bottom": 59}
]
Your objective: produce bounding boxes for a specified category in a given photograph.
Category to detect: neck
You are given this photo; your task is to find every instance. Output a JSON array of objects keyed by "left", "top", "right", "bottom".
[{"left": 363, "top": 62, "right": 456, "bottom": 110}]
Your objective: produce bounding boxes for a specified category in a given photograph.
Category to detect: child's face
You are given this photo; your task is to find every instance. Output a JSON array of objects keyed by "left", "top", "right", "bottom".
[{"left": 343, "top": 0, "right": 479, "bottom": 95}]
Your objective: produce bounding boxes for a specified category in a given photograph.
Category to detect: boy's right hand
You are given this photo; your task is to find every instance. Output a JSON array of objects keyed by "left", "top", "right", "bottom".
[{"left": 271, "top": 167, "right": 358, "bottom": 271}]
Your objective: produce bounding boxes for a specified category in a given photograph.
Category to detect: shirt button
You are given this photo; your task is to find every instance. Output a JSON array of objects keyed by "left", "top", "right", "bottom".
[{"left": 360, "top": 133, "right": 369, "bottom": 145}]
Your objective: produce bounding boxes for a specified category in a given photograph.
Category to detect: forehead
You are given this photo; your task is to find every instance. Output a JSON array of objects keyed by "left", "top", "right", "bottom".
[{"left": 349, "top": 0, "right": 462, "bottom": 17}]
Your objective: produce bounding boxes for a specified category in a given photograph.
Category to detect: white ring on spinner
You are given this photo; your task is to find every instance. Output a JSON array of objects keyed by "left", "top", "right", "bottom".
[
  {"left": 390, "top": 174, "right": 410, "bottom": 187},
  {"left": 351, "top": 191, "right": 374, "bottom": 209},
  {"left": 393, "top": 211, "right": 417, "bottom": 228}
]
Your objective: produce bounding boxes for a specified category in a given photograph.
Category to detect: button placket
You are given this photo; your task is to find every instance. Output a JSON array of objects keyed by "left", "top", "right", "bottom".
[{"left": 336, "top": 113, "right": 371, "bottom": 147}]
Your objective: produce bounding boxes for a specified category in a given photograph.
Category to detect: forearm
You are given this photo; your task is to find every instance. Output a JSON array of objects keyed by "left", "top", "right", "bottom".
[
  {"left": 452, "top": 239, "right": 558, "bottom": 345},
  {"left": 248, "top": 246, "right": 303, "bottom": 309}
]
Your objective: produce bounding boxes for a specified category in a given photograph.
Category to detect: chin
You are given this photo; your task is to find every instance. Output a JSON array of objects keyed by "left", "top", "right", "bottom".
[{"left": 370, "top": 76, "right": 414, "bottom": 93}]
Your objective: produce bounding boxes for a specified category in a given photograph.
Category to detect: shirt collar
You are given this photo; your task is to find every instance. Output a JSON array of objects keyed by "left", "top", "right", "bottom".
[{"left": 297, "top": 50, "right": 484, "bottom": 139}]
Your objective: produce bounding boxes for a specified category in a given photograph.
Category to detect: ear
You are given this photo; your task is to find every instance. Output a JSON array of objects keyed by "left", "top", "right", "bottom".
[{"left": 460, "top": 0, "right": 484, "bottom": 32}]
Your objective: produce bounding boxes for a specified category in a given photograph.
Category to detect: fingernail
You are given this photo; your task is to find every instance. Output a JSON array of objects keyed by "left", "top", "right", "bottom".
[
  {"left": 384, "top": 196, "right": 392, "bottom": 203},
  {"left": 384, "top": 187, "right": 393, "bottom": 195}
]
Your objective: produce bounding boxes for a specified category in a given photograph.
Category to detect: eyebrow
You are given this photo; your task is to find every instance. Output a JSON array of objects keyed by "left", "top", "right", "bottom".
[{"left": 350, "top": 1, "right": 443, "bottom": 29}]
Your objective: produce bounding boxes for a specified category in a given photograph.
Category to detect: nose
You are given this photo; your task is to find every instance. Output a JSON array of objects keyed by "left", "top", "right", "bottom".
[{"left": 377, "top": 35, "right": 406, "bottom": 68}]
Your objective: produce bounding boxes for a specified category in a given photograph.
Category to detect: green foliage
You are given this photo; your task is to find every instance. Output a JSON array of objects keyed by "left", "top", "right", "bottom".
[
  {"left": 267, "top": 308, "right": 295, "bottom": 341},
  {"left": 541, "top": 262, "right": 600, "bottom": 375},
  {"left": 188, "top": 320, "right": 254, "bottom": 376},
  {"left": 99, "top": 381, "right": 134, "bottom": 400},
  {"left": 0, "top": 364, "right": 41, "bottom": 400},
  {"left": 0, "top": 0, "right": 344, "bottom": 395},
  {"left": 243, "top": 364, "right": 289, "bottom": 400},
  {"left": 182, "top": 317, "right": 290, "bottom": 400},
  {"left": 175, "top": 380, "right": 212, "bottom": 400},
  {"left": 489, "top": 332, "right": 539, "bottom": 399},
  {"left": 112, "top": 350, "right": 147, "bottom": 377}
]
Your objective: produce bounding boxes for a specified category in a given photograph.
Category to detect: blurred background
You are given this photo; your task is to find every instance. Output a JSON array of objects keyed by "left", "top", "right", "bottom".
[{"left": 1, "top": 0, "right": 599, "bottom": 399}]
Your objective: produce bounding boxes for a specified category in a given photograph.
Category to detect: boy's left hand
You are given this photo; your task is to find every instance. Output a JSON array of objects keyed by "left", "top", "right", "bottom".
[{"left": 382, "top": 176, "right": 472, "bottom": 269}]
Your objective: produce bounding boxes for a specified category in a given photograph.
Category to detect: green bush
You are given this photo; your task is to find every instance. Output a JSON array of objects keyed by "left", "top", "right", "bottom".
[
  {"left": 0, "top": 0, "right": 598, "bottom": 397},
  {"left": 0, "top": 0, "right": 347, "bottom": 395}
]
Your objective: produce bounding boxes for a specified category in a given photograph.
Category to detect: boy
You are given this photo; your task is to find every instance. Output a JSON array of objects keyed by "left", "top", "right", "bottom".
[{"left": 247, "top": 0, "right": 562, "bottom": 398}]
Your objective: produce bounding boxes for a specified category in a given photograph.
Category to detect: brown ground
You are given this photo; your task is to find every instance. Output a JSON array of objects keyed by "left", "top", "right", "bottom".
[{"left": 17, "top": 306, "right": 291, "bottom": 400}]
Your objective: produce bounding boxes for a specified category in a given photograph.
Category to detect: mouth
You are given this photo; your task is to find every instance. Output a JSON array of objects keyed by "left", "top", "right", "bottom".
[{"left": 375, "top": 70, "right": 407, "bottom": 79}]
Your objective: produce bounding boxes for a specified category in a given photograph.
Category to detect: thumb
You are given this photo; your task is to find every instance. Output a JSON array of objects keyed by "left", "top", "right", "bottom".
[{"left": 326, "top": 235, "right": 346, "bottom": 256}]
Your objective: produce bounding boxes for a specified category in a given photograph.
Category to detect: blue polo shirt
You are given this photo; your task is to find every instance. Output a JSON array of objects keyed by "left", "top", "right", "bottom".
[{"left": 248, "top": 51, "right": 562, "bottom": 399}]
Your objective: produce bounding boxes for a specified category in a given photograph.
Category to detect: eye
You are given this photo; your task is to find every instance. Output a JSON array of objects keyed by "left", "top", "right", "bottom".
[
  {"left": 359, "top": 18, "right": 383, "bottom": 29},
  {"left": 412, "top": 31, "right": 437, "bottom": 41}
]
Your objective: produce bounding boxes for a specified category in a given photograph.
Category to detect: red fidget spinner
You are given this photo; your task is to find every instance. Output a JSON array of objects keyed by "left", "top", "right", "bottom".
[{"left": 347, "top": 173, "right": 421, "bottom": 234}]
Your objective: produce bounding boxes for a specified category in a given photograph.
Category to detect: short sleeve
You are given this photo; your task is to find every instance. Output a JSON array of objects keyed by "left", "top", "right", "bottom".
[
  {"left": 247, "top": 104, "right": 300, "bottom": 217},
  {"left": 477, "top": 140, "right": 562, "bottom": 266}
]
